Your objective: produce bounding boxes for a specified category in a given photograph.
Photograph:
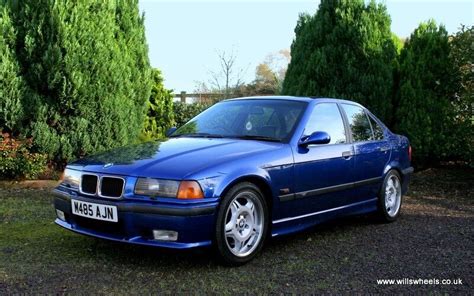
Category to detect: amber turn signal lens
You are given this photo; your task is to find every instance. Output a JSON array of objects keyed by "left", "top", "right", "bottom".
[{"left": 177, "top": 181, "right": 204, "bottom": 199}]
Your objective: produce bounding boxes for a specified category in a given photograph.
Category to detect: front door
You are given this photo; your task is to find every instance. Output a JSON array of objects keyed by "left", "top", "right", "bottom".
[{"left": 289, "top": 103, "right": 355, "bottom": 217}]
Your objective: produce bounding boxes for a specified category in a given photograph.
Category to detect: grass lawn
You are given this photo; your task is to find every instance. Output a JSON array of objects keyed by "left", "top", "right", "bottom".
[{"left": 1, "top": 166, "right": 473, "bottom": 294}]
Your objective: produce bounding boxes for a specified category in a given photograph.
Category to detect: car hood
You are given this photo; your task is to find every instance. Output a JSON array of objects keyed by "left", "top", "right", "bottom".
[{"left": 69, "top": 138, "right": 283, "bottom": 179}]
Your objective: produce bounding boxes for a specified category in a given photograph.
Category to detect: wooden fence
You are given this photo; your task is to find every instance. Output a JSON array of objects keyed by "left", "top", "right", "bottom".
[{"left": 173, "top": 91, "right": 223, "bottom": 104}]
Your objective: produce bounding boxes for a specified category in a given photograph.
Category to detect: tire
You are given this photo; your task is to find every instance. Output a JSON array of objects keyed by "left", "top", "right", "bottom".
[
  {"left": 215, "top": 182, "right": 269, "bottom": 266},
  {"left": 377, "top": 170, "right": 403, "bottom": 222}
]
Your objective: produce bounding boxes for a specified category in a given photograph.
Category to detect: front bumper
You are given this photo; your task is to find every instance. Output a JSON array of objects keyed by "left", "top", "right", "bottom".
[{"left": 53, "top": 188, "right": 218, "bottom": 249}]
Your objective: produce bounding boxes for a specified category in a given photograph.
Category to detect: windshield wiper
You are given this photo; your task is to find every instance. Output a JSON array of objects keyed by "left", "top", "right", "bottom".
[
  {"left": 171, "top": 133, "right": 281, "bottom": 142},
  {"left": 170, "top": 133, "right": 224, "bottom": 138},
  {"left": 232, "top": 135, "right": 282, "bottom": 142}
]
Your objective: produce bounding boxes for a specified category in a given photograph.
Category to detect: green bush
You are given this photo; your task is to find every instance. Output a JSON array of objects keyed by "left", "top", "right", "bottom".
[
  {"left": 282, "top": 0, "right": 398, "bottom": 122},
  {"left": 173, "top": 102, "right": 211, "bottom": 128},
  {"left": 0, "top": 135, "right": 47, "bottom": 180},
  {"left": 141, "top": 69, "right": 174, "bottom": 140},
  {"left": 2, "top": 0, "right": 151, "bottom": 162}
]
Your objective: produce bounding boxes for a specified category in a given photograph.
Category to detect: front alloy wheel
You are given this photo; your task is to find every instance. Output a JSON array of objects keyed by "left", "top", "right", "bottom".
[{"left": 215, "top": 182, "right": 268, "bottom": 265}]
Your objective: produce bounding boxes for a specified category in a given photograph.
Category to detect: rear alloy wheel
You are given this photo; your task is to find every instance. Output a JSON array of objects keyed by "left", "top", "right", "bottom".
[
  {"left": 377, "top": 170, "right": 402, "bottom": 222},
  {"left": 215, "top": 182, "right": 268, "bottom": 265}
]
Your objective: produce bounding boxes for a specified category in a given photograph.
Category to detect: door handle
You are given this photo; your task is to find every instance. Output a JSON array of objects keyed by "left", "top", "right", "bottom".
[
  {"left": 380, "top": 147, "right": 390, "bottom": 153},
  {"left": 342, "top": 151, "right": 353, "bottom": 159}
]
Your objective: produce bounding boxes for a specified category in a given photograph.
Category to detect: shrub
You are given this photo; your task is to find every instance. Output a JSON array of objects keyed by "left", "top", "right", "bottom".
[
  {"left": 141, "top": 69, "right": 175, "bottom": 141},
  {"left": 0, "top": 134, "right": 47, "bottom": 180},
  {"left": 173, "top": 102, "right": 211, "bottom": 128}
]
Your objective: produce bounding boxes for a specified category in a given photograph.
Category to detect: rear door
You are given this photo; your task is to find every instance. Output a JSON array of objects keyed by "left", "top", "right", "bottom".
[{"left": 340, "top": 104, "right": 391, "bottom": 200}]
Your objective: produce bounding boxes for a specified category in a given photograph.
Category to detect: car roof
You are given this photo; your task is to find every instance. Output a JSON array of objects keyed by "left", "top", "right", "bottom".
[{"left": 224, "top": 96, "right": 364, "bottom": 107}]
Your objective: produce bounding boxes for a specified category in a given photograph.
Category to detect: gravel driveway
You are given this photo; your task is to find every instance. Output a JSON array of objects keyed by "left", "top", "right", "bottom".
[{"left": 0, "top": 166, "right": 472, "bottom": 294}]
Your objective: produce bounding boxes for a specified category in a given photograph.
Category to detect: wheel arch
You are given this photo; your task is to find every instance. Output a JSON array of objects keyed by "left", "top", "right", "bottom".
[
  {"left": 218, "top": 174, "right": 275, "bottom": 219},
  {"left": 383, "top": 161, "right": 404, "bottom": 182}
]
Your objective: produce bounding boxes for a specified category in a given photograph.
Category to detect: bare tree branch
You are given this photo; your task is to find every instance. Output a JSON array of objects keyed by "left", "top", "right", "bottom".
[{"left": 195, "top": 48, "right": 248, "bottom": 100}]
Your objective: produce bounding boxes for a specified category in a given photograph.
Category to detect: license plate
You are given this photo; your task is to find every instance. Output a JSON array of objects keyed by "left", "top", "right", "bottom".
[{"left": 71, "top": 200, "right": 118, "bottom": 222}]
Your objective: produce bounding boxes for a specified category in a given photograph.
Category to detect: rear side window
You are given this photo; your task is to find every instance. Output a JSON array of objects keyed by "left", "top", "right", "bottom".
[
  {"left": 304, "top": 103, "right": 347, "bottom": 144},
  {"left": 368, "top": 116, "right": 384, "bottom": 140},
  {"left": 341, "top": 104, "right": 372, "bottom": 142}
]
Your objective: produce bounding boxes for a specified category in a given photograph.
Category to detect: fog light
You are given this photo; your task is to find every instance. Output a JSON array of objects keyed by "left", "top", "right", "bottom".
[
  {"left": 56, "top": 209, "right": 65, "bottom": 221},
  {"left": 153, "top": 230, "right": 178, "bottom": 241}
]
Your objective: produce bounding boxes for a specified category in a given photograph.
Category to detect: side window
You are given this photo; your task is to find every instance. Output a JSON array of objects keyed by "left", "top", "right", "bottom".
[
  {"left": 368, "top": 115, "right": 384, "bottom": 140},
  {"left": 342, "top": 104, "right": 373, "bottom": 142},
  {"left": 304, "top": 103, "right": 347, "bottom": 145}
]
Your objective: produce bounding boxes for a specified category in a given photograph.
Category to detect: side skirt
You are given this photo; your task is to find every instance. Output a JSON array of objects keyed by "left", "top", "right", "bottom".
[{"left": 271, "top": 198, "right": 378, "bottom": 237}]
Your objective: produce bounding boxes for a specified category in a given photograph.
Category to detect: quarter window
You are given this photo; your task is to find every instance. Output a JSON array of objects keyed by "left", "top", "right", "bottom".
[
  {"left": 342, "top": 104, "right": 373, "bottom": 142},
  {"left": 304, "top": 103, "right": 347, "bottom": 145},
  {"left": 369, "top": 116, "right": 384, "bottom": 140}
]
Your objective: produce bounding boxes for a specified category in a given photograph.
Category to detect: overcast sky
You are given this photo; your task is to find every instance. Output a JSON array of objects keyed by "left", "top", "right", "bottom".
[{"left": 139, "top": 0, "right": 474, "bottom": 93}]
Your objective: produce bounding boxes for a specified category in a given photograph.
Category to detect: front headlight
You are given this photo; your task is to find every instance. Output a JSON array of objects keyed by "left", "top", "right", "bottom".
[
  {"left": 61, "top": 168, "right": 81, "bottom": 189},
  {"left": 134, "top": 178, "right": 180, "bottom": 198}
]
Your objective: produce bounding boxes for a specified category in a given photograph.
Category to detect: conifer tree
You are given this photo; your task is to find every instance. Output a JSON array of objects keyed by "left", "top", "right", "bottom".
[
  {"left": 395, "top": 20, "right": 457, "bottom": 164},
  {"left": 282, "top": 0, "right": 397, "bottom": 122},
  {"left": 0, "top": 4, "right": 26, "bottom": 132},
  {"left": 5, "top": 0, "right": 151, "bottom": 160}
]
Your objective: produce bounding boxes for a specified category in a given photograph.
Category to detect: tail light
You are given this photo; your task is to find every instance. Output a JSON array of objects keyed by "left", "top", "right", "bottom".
[{"left": 408, "top": 145, "right": 412, "bottom": 162}]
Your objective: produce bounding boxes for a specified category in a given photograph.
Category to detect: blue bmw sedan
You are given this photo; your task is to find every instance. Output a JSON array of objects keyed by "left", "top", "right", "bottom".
[{"left": 53, "top": 96, "right": 413, "bottom": 265}]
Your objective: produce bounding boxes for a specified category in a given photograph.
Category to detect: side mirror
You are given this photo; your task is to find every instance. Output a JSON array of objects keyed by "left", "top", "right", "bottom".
[
  {"left": 165, "top": 127, "right": 177, "bottom": 137},
  {"left": 299, "top": 131, "right": 331, "bottom": 147}
]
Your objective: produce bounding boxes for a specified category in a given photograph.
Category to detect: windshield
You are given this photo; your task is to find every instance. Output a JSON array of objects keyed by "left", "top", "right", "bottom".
[{"left": 171, "top": 99, "right": 307, "bottom": 142}]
